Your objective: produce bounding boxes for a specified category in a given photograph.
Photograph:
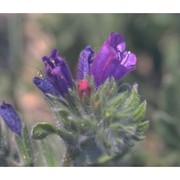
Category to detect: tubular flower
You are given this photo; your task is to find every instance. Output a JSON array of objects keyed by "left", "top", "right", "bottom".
[
  {"left": 90, "top": 32, "right": 137, "bottom": 88},
  {"left": 77, "top": 45, "right": 94, "bottom": 80},
  {"left": 0, "top": 101, "right": 22, "bottom": 137},
  {"left": 42, "top": 49, "right": 73, "bottom": 97},
  {"left": 33, "top": 76, "right": 59, "bottom": 97}
]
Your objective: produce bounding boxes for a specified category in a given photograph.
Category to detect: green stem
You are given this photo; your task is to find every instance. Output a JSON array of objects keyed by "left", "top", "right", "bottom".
[{"left": 62, "top": 146, "right": 76, "bottom": 166}]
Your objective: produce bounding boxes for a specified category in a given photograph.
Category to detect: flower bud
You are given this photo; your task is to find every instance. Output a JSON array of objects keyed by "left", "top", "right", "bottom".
[
  {"left": 78, "top": 79, "right": 92, "bottom": 101},
  {"left": 33, "top": 76, "right": 59, "bottom": 97},
  {"left": 77, "top": 45, "right": 94, "bottom": 80},
  {"left": 0, "top": 101, "right": 22, "bottom": 137}
]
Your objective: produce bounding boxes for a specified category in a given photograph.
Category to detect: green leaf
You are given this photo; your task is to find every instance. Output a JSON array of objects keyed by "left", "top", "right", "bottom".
[
  {"left": 123, "top": 84, "right": 140, "bottom": 109},
  {"left": 137, "top": 121, "right": 149, "bottom": 132},
  {"left": 133, "top": 101, "right": 147, "bottom": 122},
  {"left": 108, "top": 91, "right": 128, "bottom": 108},
  {"left": 32, "top": 122, "right": 58, "bottom": 140}
]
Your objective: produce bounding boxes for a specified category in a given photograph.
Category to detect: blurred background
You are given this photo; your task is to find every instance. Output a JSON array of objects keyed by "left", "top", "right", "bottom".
[{"left": 0, "top": 14, "right": 180, "bottom": 166}]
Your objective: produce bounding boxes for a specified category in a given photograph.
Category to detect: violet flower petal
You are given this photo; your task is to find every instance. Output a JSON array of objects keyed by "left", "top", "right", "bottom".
[
  {"left": 91, "top": 45, "right": 118, "bottom": 87},
  {"left": 108, "top": 32, "right": 125, "bottom": 49}
]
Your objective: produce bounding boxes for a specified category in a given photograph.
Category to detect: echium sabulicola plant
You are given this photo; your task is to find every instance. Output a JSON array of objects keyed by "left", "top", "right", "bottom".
[{"left": 32, "top": 32, "right": 149, "bottom": 166}]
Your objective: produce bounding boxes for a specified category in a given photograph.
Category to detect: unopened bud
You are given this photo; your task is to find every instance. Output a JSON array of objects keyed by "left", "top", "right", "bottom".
[{"left": 78, "top": 80, "right": 92, "bottom": 101}]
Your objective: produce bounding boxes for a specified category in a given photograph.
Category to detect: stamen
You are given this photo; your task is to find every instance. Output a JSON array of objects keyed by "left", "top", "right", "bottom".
[
  {"left": 121, "top": 51, "right": 131, "bottom": 65},
  {"left": 37, "top": 70, "right": 44, "bottom": 78},
  {"left": 50, "top": 58, "right": 56, "bottom": 66},
  {"left": 118, "top": 52, "right": 122, "bottom": 62}
]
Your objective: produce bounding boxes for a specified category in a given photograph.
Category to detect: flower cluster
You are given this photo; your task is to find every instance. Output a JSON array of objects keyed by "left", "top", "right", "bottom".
[
  {"left": 33, "top": 32, "right": 137, "bottom": 99},
  {"left": 32, "top": 32, "right": 148, "bottom": 166}
]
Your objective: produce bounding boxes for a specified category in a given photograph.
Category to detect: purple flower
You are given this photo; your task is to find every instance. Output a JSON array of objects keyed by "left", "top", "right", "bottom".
[
  {"left": 77, "top": 45, "right": 94, "bottom": 80},
  {"left": 90, "top": 32, "right": 137, "bottom": 88},
  {"left": 34, "top": 32, "right": 137, "bottom": 100},
  {"left": 42, "top": 49, "right": 73, "bottom": 97},
  {"left": 33, "top": 77, "right": 59, "bottom": 97},
  {"left": 0, "top": 101, "right": 22, "bottom": 137}
]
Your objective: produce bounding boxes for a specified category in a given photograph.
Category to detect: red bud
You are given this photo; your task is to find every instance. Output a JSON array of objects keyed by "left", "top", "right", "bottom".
[{"left": 78, "top": 80, "right": 92, "bottom": 101}]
